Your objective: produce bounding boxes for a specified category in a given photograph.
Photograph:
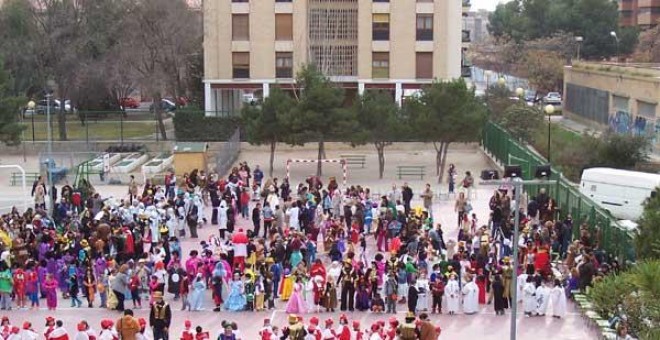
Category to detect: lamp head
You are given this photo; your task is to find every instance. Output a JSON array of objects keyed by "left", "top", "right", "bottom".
[
  {"left": 515, "top": 88, "right": 524, "bottom": 97},
  {"left": 497, "top": 77, "right": 506, "bottom": 86},
  {"left": 544, "top": 104, "right": 555, "bottom": 115},
  {"left": 610, "top": 31, "right": 617, "bottom": 38},
  {"left": 27, "top": 101, "right": 36, "bottom": 109}
]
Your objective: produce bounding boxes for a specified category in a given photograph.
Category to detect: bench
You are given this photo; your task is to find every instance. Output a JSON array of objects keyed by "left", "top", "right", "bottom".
[
  {"left": 10, "top": 172, "right": 40, "bottom": 186},
  {"left": 396, "top": 166, "right": 426, "bottom": 180},
  {"left": 340, "top": 154, "right": 366, "bottom": 168}
]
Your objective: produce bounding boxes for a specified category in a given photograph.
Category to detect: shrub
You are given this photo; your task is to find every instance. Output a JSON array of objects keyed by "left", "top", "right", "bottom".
[{"left": 173, "top": 111, "right": 241, "bottom": 141}]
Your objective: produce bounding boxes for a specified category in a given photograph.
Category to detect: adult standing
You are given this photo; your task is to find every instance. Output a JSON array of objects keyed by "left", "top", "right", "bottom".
[
  {"left": 111, "top": 265, "right": 129, "bottom": 312},
  {"left": 384, "top": 272, "right": 397, "bottom": 314},
  {"left": 420, "top": 184, "right": 434, "bottom": 217},
  {"left": 492, "top": 274, "right": 506, "bottom": 315},
  {"left": 116, "top": 309, "right": 140, "bottom": 340},
  {"left": 150, "top": 292, "right": 171, "bottom": 340},
  {"left": 417, "top": 313, "right": 439, "bottom": 340},
  {"left": 401, "top": 183, "right": 413, "bottom": 216},
  {"left": 454, "top": 193, "right": 468, "bottom": 228},
  {"left": 447, "top": 164, "right": 457, "bottom": 194},
  {"left": 461, "top": 171, "right": 474, "bottom": 199}
]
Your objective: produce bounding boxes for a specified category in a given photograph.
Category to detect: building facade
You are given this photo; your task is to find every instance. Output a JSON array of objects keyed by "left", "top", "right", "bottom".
[
  {"left": 203, "top": 0, "right": 463, "bottom": 115},
  {"left": 619, "top": 0, "right": 660, "bottom": 28},
  {"left": 563, "top": 62, "right": 660, "bottom": 151}
]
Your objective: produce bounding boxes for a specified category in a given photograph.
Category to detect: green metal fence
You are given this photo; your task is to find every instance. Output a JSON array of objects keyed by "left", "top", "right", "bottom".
[{"left": 482, "top": 121, "right": 636, "bottom": 262}]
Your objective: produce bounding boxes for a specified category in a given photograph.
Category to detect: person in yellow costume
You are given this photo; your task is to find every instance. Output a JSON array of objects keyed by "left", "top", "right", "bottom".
[{"left": 280, "top": 269, "right": 294, "bottom": 301}]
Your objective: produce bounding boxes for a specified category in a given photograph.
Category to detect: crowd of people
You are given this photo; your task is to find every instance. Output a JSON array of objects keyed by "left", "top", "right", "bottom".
[{"left": 0, "top": 158, "right": 623, "bottom": 339}]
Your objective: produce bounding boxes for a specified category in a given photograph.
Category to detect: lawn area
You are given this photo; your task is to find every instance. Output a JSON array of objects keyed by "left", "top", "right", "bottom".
[
  {"left": 532, "top": 122, "right": 583, "bottom": 159},
  {"left": 22, "top": 120, "right": 161, "bottom": 141}
]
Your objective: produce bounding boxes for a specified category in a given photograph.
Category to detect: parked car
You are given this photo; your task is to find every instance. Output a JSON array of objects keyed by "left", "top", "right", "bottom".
[
  {"left": 149, "top": 98, "right": 177, "bottom": 113},
  {"left": 120, "top": 97, "right": 140, "bottom": 109},
  {"left": 543, "top": 92, "right": 562, "bottom": 105}
]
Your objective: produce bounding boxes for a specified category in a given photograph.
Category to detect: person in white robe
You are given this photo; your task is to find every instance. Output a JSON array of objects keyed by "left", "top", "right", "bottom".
[
  {"left": 166, "top": 208, "right": 178, "bottom": 238},
  {"left": 193, "top": 195, "right": 205, "bottom": 225},
  {"left": 445, "top": 274, "right": 461, "bottom": 315},
  {"left": 549, "top": 279, "right": 567, "bottom": 318},
  {"left": 218, "top": 199, "right": 228, "bottom": 239},
  {"left": 522, "top": 277, "right": 537, "bottom": 317},
  {"left": 517, "top": 272, "right": 528, "bottom": 303},
  {"left": 462, "top": 276, "right": 479, "bottom": 315},
  {"left": 416, "top": 273, "right": 430, "bottom": 312},
  {"left": 535, "top": 283, "right": 551, "bottom": 316}
]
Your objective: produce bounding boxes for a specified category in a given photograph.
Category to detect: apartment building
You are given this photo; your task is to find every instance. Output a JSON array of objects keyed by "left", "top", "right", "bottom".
[
  {"left": 619, "top": 0, "right": 660, "bottom": 28},
  {"left": 203, "top": 0, "right": 463, "bottom": 115}
]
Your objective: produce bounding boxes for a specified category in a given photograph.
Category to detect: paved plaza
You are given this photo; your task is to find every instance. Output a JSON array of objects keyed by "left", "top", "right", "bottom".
[{"left": 0, "top": 144, "right": 599, "bottom": 339}]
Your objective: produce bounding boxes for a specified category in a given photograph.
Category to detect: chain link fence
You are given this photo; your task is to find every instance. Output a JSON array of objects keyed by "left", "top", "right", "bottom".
[
  {"left": 482, "top": 121, "right": 636, "bottom": 262},
  {"left": 208, "top": 127, "right": 241, "bottom": 175}
]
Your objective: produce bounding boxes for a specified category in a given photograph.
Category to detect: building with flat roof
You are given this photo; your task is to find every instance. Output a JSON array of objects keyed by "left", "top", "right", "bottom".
[
  {"left": 619, "top": 0, "right": 660, "bottom": 28},
  {"left": 203, "top": 0, "right": 464, "bottom": 115},
  {"left": 563, "top": 62, "right": 660, "bottom": 151}
]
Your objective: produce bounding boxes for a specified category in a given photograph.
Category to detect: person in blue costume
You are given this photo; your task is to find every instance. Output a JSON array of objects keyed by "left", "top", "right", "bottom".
[{"left": 224, "top": 272, "right": 246, "bottom": 311}]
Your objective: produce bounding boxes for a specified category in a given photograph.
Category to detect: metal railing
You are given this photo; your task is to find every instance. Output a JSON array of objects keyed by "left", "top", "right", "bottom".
[{"left": 482, "top": 121, "right": 636, "bottom": 262}]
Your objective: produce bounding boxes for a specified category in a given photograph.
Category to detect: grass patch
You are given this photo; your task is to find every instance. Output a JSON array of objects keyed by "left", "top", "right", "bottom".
[
  {"left": 531, "top": 122, "right": 585, "bottom": 181},
  {"left": 22, "top": 120, "right": 162, "bottom": 141}
]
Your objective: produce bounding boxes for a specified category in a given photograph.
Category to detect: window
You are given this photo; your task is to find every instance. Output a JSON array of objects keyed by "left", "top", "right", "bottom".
[
  {"left": 232, "top": 52, "right": 250, "bottom": 78},
  {"left": 372, "top": 14, "right": 389, "bottom": 41},
  {"left": 275, "top": 0, "right": 292, "bottom": 2},
  {"left": 232, "top": 0, "right": 248, "bottom": 2},
  {"left": 372, "top": 52, "right": 389, "bottom": 79},
  {"left": 232, "top": 14, "right": 249, "bottom": 41},
  {"left": 416, "top": 14, "right": 433, "bottom": 41},
  {"left": 276, "top": 52, "right": 293, "bottom": 78},
  {"left": 416, "top": 52, "right": 433, "bottom": 79},
  {"left": 417, "top": 0, "right": 433, "bottom": 2},
  {"left": 275, "top": 14, "right": 293, "bottom": 41},
  {"left": 373, "top": 0, "right": 389, "bottom": 2}
]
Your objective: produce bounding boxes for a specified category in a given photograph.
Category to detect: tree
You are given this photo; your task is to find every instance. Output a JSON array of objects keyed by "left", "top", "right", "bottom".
[
  {"left": 242, "top": 87, "right": 294, "bottom": 178},
  {"left": 522, "top": 50, "right": 564, "bottom": 94},
  {"left": 485, "top": 83, "right": 514, "bottom": 121},
  {"left": 596, "top": 133, "right": 650, "bottom": 169},
  {"left": 124, "top": 0, "right": 201, "bottom": 140},
  {"left": 0, "top": 60, "right": 26, "bottom": 146},
  {"left": 286, "top": 65, "right": 356, "bottom": 176},
  {"left": 0, "top": 0, "right": 41, "bottom": 97},
  {"left": 633, "top": 21, "right": 660, "bottom": 62},
  {"left": 499, "top": 104, "right": 544, "bottom": 143},
  {"left": 353, "top": 91, "right": 403, "bottom": 179},
  {"left": 488, "top": 0, "right": 637, "bottom": 60},
  {"left": 636, "top": 189, "right": 660, "bottom": 259},
  {"left": 410, "top": 79, "right": 487, "bottom": 182}
]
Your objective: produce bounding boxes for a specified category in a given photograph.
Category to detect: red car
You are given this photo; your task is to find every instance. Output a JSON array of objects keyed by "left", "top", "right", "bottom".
[{"left": 120, "top": 97, "right": 140, "bottom": 109}]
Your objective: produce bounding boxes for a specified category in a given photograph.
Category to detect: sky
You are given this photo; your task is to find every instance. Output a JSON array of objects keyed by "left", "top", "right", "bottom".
[{"left": 472, "top": 0, "right": 510, "bottom": 11}]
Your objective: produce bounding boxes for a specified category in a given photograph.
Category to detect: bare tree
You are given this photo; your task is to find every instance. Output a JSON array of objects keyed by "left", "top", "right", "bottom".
[{"left": 127, "top": 0, "right": 202, "bottom": 140}]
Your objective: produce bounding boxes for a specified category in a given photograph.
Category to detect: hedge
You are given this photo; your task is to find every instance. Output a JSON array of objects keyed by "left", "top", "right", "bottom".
[{"left": 173, "top": 111, "right": 241, "bottom": 141}]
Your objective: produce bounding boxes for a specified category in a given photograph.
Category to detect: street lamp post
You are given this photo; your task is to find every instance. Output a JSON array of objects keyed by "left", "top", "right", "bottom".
[
  {"left": 485, "top": 70, "right": 492, "bottom": 100},
  {"left": 45, "top": 93, "right": 54, "bottom": 214},
  {"left": 575, "top": 36, "right": 583, "bottom": 61},
  {"left": 544, "top": 104, "right": 555, "bottom": 161},
  {"left": 610, "top": 31, "right": 619, "bottom": 62}
]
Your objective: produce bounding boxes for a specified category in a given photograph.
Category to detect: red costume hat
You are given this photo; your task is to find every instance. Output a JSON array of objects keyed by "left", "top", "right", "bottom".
[
  {"left": 309, "top": 317, "right": 319, "bottom": 326},
  {"left": 46, "top": 317, "right": 55, "bottom": 323},
  {"left": 339, "top": 314, "right": 348, "bottom": 324},
  {"left": 10, "top": 327, "right": 18, "bottom": 334},
  {"left": 370, "top": 324, "right": 380, "bottom": 332},
  {"left": 138, "top": 318, "right": 147, "bottom": 328},
  {"left": 77, "top": 322, "right": 86, "bottom": 332},
  {"left": 22, "top": 322, "right": 31, "bottom": 330},
  {"left": 185, "top": 320, "right": 192, "bottom": 328},
  {"left": 324, "top": 319, "right": 334, "bottom": 327},
  {"left": 388, "top": 317, "right": 398, "bottom": 326},
  {"left": 352, "top": 321, "right": 360, "bottom": 329},
  {"left": 101, "top": 319, "right": 113, "bottom": 329}
]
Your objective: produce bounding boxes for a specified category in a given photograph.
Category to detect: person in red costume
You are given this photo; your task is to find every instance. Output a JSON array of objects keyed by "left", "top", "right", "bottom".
[
  {"left": 0, "top": 316, "right": 11, "bottom": 339},
  {"left": 336, "top": 314, "right": 351, "bottom": 340},
  {"left": 123, "top": 228, "right": 135, "bottom": 258},
  {"left": 6, "top": 326, "right": 19, "bottom": 340},
  {"left": 534, "top": 246, "right": 551, "bottom": 276},
  {"left": 259, "top": 318, "right": 275, "bottom": 340},
  {"left": 385, "top": 317, "right": 398, "bottom": 340},
  {"left": 48, "top": 320, "right": 69, "bottom": 340},
  {"left": 352, "top": 321, "right": 364, "bottom": 340},
  {"left": 231, "top": 229, "right": 248, "bottom": 272},
  {"left": 180, "top": 320, "right": 194, "bottom": 340},
  {"left": 21, "top": 321, "right": 38, "bottom": 340},
  {"left": 368, "top": 323, "right": 382, "bottom": 340},
  {"left": 309, "top": 259, "right": 327, "bottom": 283},
  {"left": 321, "top": 319, "right": 335, "bottom": 340},
  {"left": 44, "top": 317, "right": 56, "bottom": 339},
  {"left": 13, "top": 268, "right": 26, "bottom": 309},
  {"left": 307, "top": 317, "right": 321, "bottom": 340}
]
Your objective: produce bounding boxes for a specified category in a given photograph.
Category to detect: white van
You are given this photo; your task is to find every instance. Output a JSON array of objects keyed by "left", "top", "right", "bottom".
[{"left": 580, "top": 167, "right": 660, "bottom": 221}]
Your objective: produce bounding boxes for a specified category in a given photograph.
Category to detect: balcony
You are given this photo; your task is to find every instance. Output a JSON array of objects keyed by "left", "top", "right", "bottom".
[{"left": 462, "top": 30, "right": 471, "bottom": 43}]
